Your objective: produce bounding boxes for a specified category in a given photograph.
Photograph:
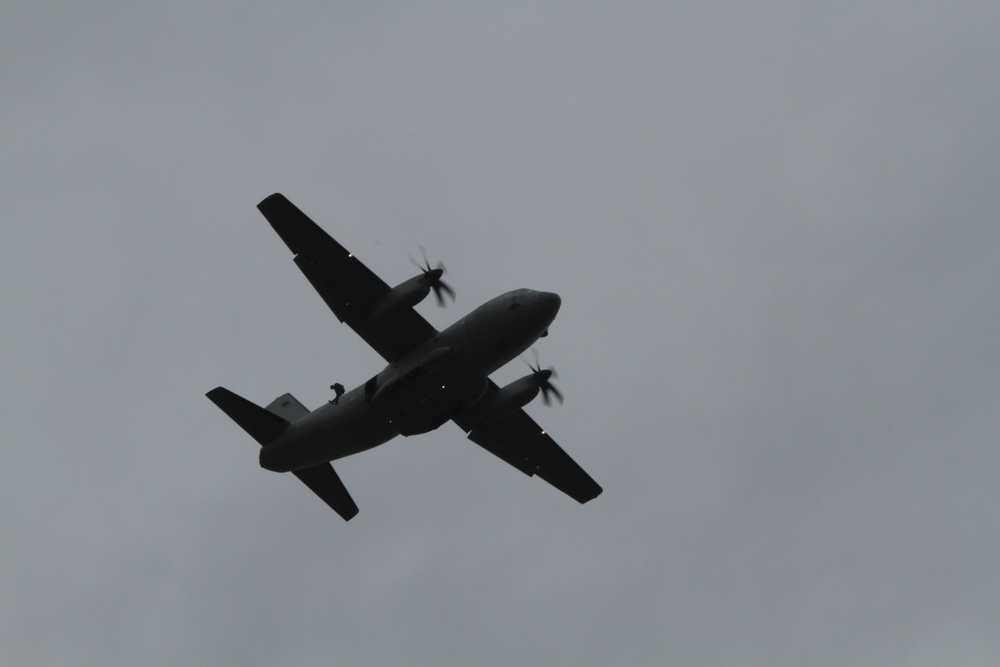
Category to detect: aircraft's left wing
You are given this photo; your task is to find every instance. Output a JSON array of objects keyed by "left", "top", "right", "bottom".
[
  {"left": 452, "top": 384, "right": 603, "bottom": 504},
  {"left": 257, "top": 193, "right": 436, "bottom": 362}
]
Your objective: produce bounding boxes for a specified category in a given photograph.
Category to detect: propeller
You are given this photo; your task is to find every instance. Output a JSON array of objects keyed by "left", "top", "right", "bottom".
[
  {"left": 525, "top": 349, "right": 563, "bottom": 406},
  {"left": 410, "top": 246, "right": 455, "bottom": 307}
]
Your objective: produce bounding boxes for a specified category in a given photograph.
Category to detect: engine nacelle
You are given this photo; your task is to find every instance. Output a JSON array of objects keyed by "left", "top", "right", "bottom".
[
  {"left": 367, "top": 274, "right": 434, "bottom": 320},
  {"left": 470, "top": 375, "right": 542, "bottom": 425}
]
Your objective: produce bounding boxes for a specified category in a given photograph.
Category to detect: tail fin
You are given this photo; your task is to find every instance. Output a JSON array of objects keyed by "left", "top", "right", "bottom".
[
  {"left": 206, "top": 387, "right": 288, "bottom": 446},
  {"left": 265, "top": 392, "right": 309, "bottom": 421},
  {"left": 208, "top": 387, "right": 360, "bottom": 520}
]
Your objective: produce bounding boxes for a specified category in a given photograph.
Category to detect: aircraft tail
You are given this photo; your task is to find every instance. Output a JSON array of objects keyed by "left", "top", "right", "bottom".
[
  {"left": 207, "top": 386, "right": 360, "bottom": 521},
  {"left": 206, "top": 387, "right": 288, "bottom": 446},
  {"left": 265, "top": 392, "right": 310, "bottom": 421}
]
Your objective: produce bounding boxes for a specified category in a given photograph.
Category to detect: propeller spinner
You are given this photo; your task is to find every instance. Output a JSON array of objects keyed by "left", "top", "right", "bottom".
[
  {"left": 410, "top": 246, "right": 455, "bottom": 307},
  {"left": 526, "top": 349, "right": 563, "bottom": 406}
]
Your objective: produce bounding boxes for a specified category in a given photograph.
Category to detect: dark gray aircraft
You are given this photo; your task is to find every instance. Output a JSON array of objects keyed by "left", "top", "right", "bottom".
[{"left": 207, "top": 194, "right": 602, "bottom": 520}]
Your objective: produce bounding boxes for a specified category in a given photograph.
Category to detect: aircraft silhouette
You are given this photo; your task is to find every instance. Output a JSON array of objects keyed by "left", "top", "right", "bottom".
[{"left": 207, "top": 194, "right": 602, "bottom": 520}]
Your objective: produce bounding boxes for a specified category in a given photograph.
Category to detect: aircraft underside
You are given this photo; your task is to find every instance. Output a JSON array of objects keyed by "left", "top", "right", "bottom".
[{"left": 207, "top": 193, "right": 602, "bottom": 520}]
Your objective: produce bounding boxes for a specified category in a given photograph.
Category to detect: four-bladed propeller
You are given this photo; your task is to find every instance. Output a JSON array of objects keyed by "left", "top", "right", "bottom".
[
  {"left": 526, "top": 349, "right": 563, "bottom": 406},
  {"left": 410, "top": 246, "right": 455, "bottom": 307}
]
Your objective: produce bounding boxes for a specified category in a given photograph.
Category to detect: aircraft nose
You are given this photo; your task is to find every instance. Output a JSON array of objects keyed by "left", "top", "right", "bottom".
[{"left": 538, "top": 291, "right": 561, "bottom": 317}]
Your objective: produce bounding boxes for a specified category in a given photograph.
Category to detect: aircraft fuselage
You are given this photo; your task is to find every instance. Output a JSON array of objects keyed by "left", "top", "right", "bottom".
[{"left": 258, "top": 288, "right": 560, "bottom": 472}]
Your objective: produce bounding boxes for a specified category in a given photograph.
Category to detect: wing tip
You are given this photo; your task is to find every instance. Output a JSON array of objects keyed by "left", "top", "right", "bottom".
[
  {"left": 256, "top": 193, "right": 317, "bottom": 255},
  {"left": 580, "top": 485, "right": 603, "bottom": 503},
  {"left": 257, "top": 192, "right": 287, "bottom": 210}
]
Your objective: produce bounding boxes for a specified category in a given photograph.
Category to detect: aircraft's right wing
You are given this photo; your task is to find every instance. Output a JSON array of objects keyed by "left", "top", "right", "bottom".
[
  {"left": 452, "top": 384, "right": 602, "bottom": 504},
  {"left": 257, "top": 193, "right": 436, "bottom": 362}
]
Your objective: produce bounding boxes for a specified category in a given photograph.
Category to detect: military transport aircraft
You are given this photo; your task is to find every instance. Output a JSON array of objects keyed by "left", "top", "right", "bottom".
[{"left": 207, "top": 194, "right": 602, "bottom": 520}]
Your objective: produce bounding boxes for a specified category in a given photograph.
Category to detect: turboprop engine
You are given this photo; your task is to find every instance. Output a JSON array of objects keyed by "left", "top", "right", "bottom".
[
  {"left": 471, "top": 355, "right": 562, "bottom": 425},
  {"left": 367, "top": 248, "right": 454, "bottom": 320}
]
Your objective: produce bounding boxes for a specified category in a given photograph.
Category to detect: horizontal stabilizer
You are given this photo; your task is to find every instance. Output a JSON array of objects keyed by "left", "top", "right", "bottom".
[
  {"left": 293, "top": 463, "right": 360, "bottom": 521},
  {"left": 207, "top": 387, "right": 288, "bottom": 446}
]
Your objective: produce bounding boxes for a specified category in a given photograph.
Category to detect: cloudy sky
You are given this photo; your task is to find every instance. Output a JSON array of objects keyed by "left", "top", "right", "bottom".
[{"left": 4, "top": 3, "right": 1000, "bottom": 665}]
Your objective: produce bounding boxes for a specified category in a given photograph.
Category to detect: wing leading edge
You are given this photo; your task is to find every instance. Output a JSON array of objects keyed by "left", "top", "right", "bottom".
[{"left": 256, "top": 193, "right": 436, "bottom": 362}]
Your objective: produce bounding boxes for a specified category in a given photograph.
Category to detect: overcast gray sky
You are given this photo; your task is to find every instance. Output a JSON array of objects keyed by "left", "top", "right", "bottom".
[{"left": 4, "top": 3, "right": 1000, "bottom": 665}]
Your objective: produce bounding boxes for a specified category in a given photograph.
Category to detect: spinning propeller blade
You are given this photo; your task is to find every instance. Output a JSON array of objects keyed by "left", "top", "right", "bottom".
[
  {"left": 410, "top": 246, "right": 455, "bottom": 306},
  {"left": 525, "top": 349, "right": 563, "bottom": 406}
]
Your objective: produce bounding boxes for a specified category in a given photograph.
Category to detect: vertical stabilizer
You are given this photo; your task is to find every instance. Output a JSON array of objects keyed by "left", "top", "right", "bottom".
[{"left": 265, "top": 393, "right": 310, "bottom": 421}]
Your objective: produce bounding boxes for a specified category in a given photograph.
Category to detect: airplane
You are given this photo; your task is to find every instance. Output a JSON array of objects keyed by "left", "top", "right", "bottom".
[{"left": 207, "top": 194, "right": 602, "bottom": 520}]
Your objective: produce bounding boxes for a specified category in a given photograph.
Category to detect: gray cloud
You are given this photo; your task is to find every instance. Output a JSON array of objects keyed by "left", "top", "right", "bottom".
[{"left": 4, "top": 3, "right": 1000, "bottom": 665}]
